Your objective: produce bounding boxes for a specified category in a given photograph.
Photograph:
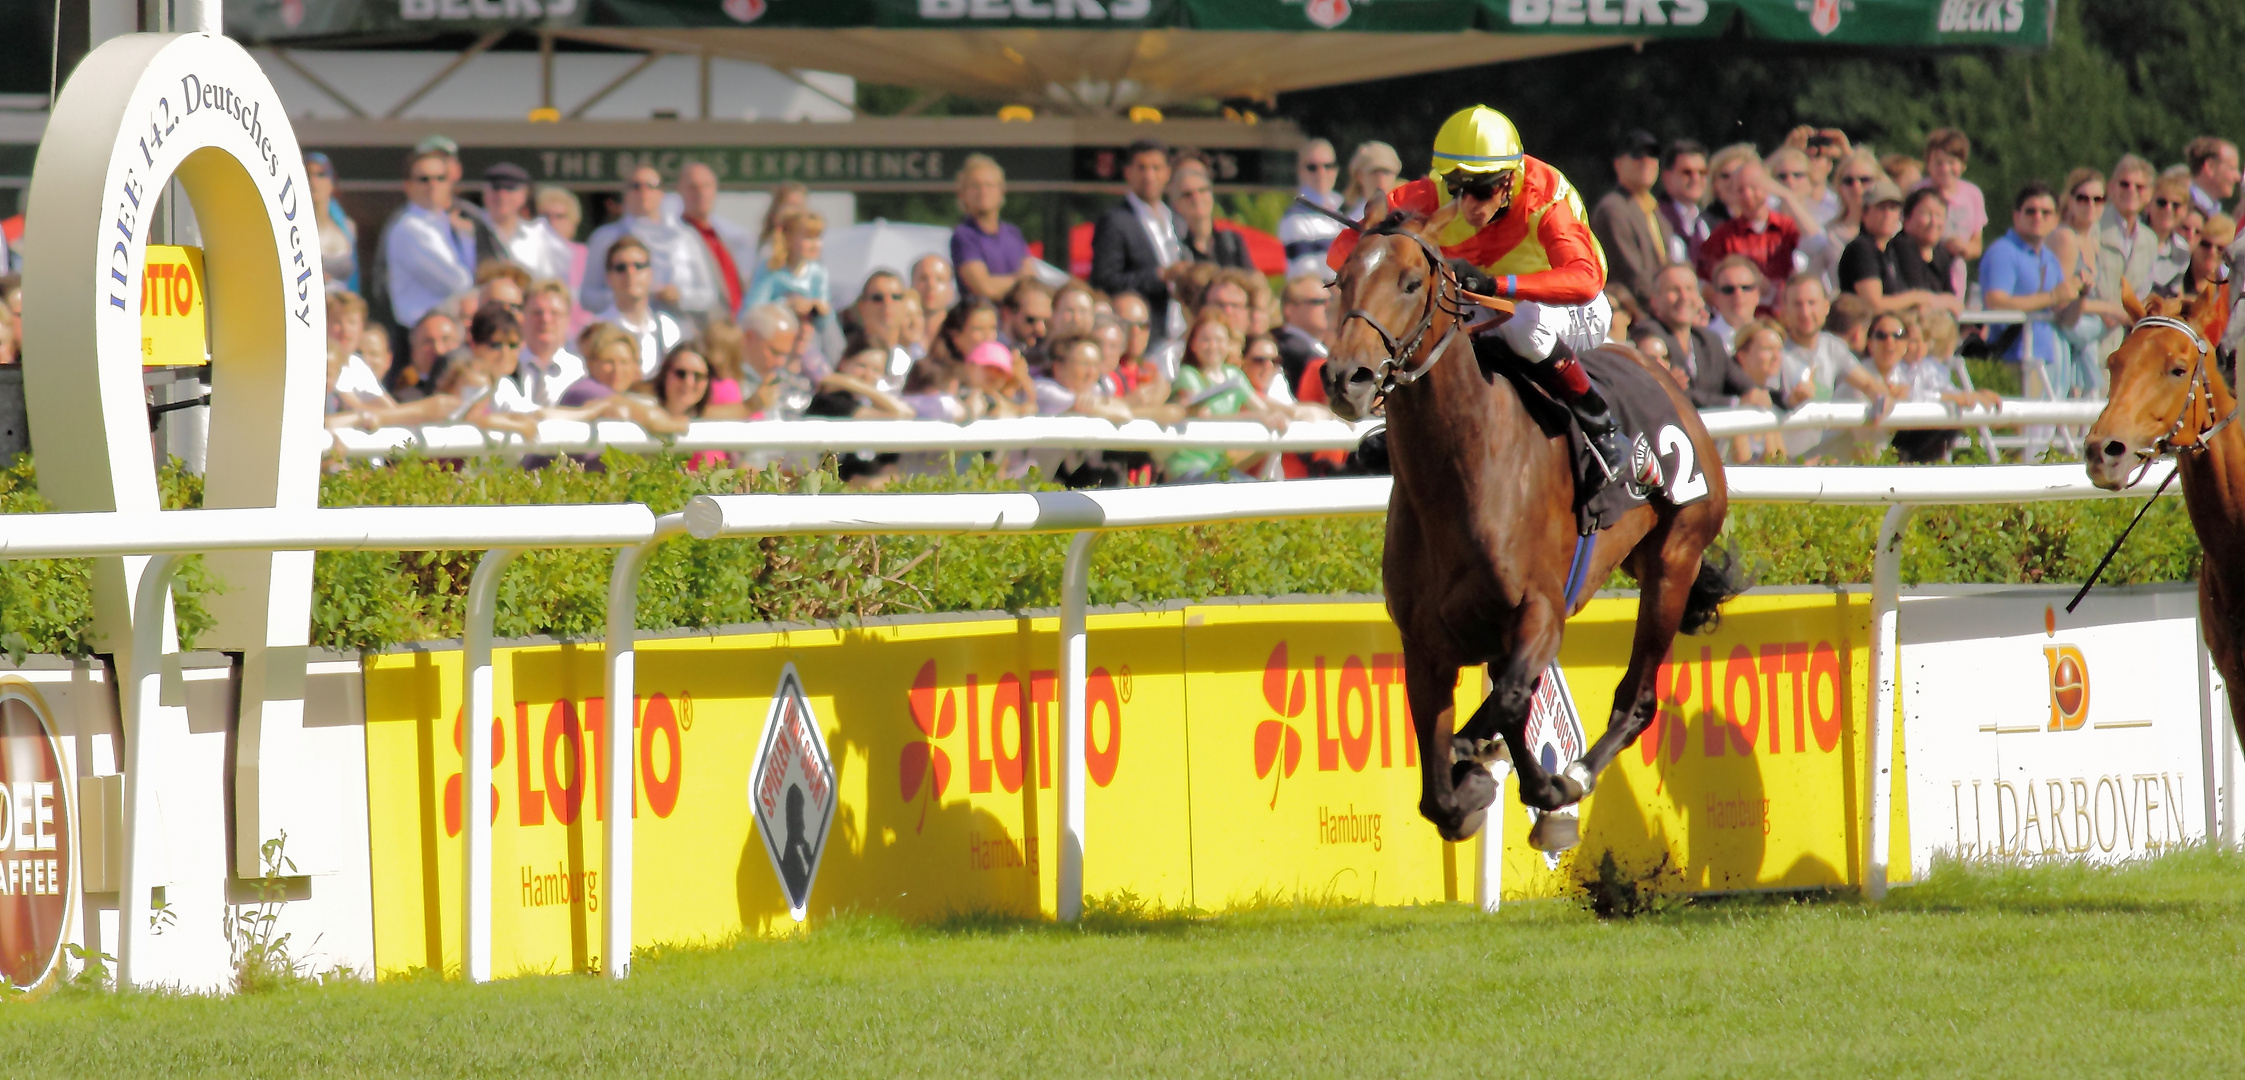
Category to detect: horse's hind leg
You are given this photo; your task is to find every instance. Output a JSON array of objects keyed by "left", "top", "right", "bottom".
[
  {"left": 1575, "top": 521, "right": 1701, "bottom": 782},
  {"left": 1404, "top": 648, "right": 1496, "bottom": 842}
]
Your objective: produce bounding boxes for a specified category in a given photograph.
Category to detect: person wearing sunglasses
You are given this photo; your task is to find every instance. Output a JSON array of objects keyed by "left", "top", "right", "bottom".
[
  {"left": 304, "top": 151, "right": 359, "bottom": 294},
  {"left": 381, "top": 147, "right": 478, "bottom": 329},
  {"left": 1278, "top": 138, "right": 1346, "bottom": 280},
  {"left": 480, "top": 161, "right": 573, "bottom": 288},
  {"left": 1656, "top": 139, "right": 1713, "bottom": 267},
  {"left": 1981, "top": 181, "right": 2085, "bottom": 379},
  {"left": 2159, "top": 212, "right": 2235, "bottom": 301},
  {"left": 1589, "top": 129, "right": 1675, "bottom": 302},
  {"left": 594, "top": 234, "right": 686, "bottom": 379},
  {"left": 2094, "top": 155, "right": 2159, "bottom": 357},
  {"left": 2146, "top": 172, "right": 2199, "bottom": 293},
  {"left": 579, "top": 165, "right": 697, "bottom": 318},
  {"left": 1169, "top": 156, "right": 1252, "bottom": 272},
  {"left": 1322, "top": 105, "right": 1628, "bottom": 492},
  {"left": 2050, "top": 167, "right": 2129, "bottom": 368}
]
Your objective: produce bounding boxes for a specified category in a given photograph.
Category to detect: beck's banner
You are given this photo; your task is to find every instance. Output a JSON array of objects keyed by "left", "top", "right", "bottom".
[
  {"left": 363, "top": 592, "right": 1880, "bottom": 978},
  {"left": 231, "top": 0, "right": 2051, "bottom": 46}
]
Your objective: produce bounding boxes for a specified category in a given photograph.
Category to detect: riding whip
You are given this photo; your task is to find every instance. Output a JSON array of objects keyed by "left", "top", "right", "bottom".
[
  {"left": 1293, "top": 196, "right": 1362, "bottom": 232},
  {"left": 2064, "top": 465, "right": 2179, "bottom": 614}
]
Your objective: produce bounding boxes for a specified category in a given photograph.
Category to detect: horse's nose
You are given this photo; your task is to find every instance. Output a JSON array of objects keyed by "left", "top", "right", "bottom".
[{"left": 2089, "top": 439, "right": 2127, "bottom": 465}]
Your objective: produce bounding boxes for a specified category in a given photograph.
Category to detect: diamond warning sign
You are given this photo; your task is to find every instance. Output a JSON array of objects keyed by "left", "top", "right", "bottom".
[{"left": 748, "top": 663, "right": 836, "bottom": 922}]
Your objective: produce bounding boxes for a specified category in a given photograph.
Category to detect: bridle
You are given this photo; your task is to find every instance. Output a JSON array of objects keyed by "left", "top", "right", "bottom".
[
  {"left": 1339, "top": 227, "right": 1473, "bottom": 400},
  {"left": 2131, "top": 313, "right": 2239, "bottom": 483}
]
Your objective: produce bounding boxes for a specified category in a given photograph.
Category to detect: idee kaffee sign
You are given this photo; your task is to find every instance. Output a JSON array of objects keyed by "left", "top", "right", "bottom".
[{"left": 360, "top": 592, "right": 1888, "bottom": 979}]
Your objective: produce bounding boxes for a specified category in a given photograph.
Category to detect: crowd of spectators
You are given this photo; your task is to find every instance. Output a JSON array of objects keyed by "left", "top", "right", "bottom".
[
  {"left": 305, "top": 134, "right": 1390, "bottom": 485},
  {"left": 1588, "top": 126, "right": 2245, "bottom": 462},
  {"left": 9, "top": 121, "right": 2233, "bottom": 485}
]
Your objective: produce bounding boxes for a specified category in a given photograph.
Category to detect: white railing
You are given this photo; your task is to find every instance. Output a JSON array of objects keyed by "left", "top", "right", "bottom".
[
  {"left": 326, "top": 400, "right": 2110, "bottom": 461},
  {"left": 4, "top": 461, "right": 2219, "bottom": 987}
]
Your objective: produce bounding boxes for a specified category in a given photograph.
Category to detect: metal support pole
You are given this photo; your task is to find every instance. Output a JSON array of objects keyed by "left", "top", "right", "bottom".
[
  {"left": 1056, "top": 531, "right": 1100, "bottom": 922},
  {"left": 1864, "top": 504, "right": 1914, "bottom": 900},
  {"left": 600, "top": 515, "right": 685, "bottom": 979},
  {"left": 1473, "top": 762, "right": 1510, "bottom": 912},
  {"left": 2200, "top": 634, "right": 2219, "bottom": 844},
  {"left": 461, "top": 547, "right": 520, "bottom": 983},
  {"left": 117, "top": 553, "right": 179, "bottom": 990},
  {"left": 2225, "top": 699, "right": 2241, "bottom": 850}
]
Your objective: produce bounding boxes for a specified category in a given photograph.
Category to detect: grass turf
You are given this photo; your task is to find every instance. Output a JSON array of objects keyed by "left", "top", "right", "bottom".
[{"left": 7, "top": 850, "right": 2244, "bottom": 1078}]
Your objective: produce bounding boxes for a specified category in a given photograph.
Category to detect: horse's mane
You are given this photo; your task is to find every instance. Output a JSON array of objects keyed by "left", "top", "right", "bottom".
[{"left": 1365, "top": 201, "right": 1464, "bottom": 242}]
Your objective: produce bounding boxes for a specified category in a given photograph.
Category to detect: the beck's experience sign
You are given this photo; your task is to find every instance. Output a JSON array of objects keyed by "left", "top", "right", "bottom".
[{"left": 0, "top": 681, "right": 76, "bottom": 994}]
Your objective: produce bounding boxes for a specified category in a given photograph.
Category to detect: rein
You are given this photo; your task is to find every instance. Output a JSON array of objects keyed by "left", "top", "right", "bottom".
[{"left": 1340, "top": 228, "right": 1473, "bottom": 400}]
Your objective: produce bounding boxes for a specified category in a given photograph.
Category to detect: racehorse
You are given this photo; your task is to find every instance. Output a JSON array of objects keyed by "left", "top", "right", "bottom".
[
  {"left": 1322, "top": 213, "right": 1744, "bottom": 847},
  {"left": 2082, "top": 282, "right": 2245, "bottom": 753}
]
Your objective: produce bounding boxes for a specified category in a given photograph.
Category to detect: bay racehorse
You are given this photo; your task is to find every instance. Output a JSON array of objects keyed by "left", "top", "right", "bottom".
[
  {"left": 1322, "top": 213, "right": 1743, "bottom": 846},
  {"left": 2082, "top": 283, "right": 2245, "bottom": 752}
]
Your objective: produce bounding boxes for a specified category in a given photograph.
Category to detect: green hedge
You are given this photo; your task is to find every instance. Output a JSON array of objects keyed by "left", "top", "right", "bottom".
[{"left": 0, "top": 454, "right": 2203, "bottom": 658}]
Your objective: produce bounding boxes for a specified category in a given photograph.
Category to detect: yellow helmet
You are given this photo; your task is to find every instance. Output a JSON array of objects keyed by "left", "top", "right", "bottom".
[{"left": 1429, "top": 105, "right": 1523, "bottom": 179}]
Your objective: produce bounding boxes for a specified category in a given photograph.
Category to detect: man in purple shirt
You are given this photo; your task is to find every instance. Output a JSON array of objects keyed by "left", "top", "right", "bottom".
[{"left": 951, "top": 154, "right": 1031, "bottom": 302}]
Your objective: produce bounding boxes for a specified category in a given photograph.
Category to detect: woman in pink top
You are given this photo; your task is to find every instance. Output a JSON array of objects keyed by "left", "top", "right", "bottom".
[{"left": 1918, "top": 128, "right": 1985, "bottom": 295}]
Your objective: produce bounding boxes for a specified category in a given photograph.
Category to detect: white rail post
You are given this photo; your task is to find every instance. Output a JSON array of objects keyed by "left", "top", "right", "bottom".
[
  {"left": 117, "top": 553, "right": 179, "bottom": 990},
  {"left": 600, "top": 515, "right": 686, "bottom": 979},
  {"left": 1056, "top": 531, "right": 1100, "bottom": 922},
  {"left": 461, "top": 547, "right": 520, "bottom": 983},
  {"left": 2200, "top": 635, "right": 2220, "bottom": 844},
  {"left": 2225, "top": 698, "right": 2242, "bottom": 850},
  {"left": 1864, "top": 504, "right": 1914, "bottom": 900},
  {"left": 1473, "top": 667, "right": 1507, "bottom": 913}
]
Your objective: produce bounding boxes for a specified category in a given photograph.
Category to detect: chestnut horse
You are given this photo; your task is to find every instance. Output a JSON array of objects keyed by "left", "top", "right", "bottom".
[
  {"left": 1322, "top": 216, "right": 1742, "bottom": 846},
  {"left": 2083, "top": 283, "right": 2244, "bottom": 750}
]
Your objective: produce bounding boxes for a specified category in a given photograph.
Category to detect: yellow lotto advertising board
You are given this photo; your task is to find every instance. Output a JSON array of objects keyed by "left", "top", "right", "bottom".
[
  {"left": 363, "top": 592, "right": 1895, "bottom": 978},
  {"left": 138, "top": 244, "right": 208, "bottom": 366}
]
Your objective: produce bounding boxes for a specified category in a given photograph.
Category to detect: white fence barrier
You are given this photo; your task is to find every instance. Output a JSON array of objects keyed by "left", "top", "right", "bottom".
[
  {"left": 5, "top": 461, "right": 2228, "bottom": 988},
  {"left": 327, "top": 400, "right": 2111, "bottom": 461}
]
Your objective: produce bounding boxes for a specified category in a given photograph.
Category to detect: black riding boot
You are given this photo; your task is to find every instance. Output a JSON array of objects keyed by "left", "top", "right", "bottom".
[{"left": 1529, "top": 340, "right": 1626, "bottom": 497}]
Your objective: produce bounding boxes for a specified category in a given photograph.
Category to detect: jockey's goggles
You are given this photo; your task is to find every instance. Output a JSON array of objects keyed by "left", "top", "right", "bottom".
[{"left": 1443, "top": 169, "right": 1513, "bottom": 202}]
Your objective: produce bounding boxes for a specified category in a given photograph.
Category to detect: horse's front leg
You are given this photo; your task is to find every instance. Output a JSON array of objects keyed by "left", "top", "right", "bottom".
[
  {"left": 1483, "top": 591, "right": 1578, "bottom": 813},
  {"left": 1405, "top": 646, "right": 1495, "bottom": 842}
]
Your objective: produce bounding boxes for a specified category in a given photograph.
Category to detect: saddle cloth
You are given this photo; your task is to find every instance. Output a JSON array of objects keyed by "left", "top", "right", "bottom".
[{"left": 1480, "top": 339, "right": 1712, "bottom": 534}]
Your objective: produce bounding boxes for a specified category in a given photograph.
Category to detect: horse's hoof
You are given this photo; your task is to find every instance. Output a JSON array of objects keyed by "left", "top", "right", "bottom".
[
  {"left": 1443, "top": 808, "right": 1488, "bottom": 843},
  {"left": 1563, "top": 760, "right": 1597, "bottom": 797},
  {"left": 1528, "top": 812, "right": 1580, "bottom": 853},
  {"left": 1452, "top": 735, "right": 1509, "bottom": 767},
  {"left": 1451, "top": 761, "right": 1498, "bottom": 814}
]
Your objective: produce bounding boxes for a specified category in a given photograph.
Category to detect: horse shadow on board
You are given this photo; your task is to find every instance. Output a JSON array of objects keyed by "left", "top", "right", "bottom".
[{"left": 1574, "top": 669, "right": 1842, "bottom": 897}]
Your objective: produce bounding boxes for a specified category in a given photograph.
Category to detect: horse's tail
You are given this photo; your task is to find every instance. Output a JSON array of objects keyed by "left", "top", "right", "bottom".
[{"left": 1679, "top": 541, "right": 1752, "bottom": 635}]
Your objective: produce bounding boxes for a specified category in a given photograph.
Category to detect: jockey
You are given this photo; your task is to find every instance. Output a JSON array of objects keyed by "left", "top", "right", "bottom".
[{"left": 1330, "top": 105, "right": 1626, "bottom": 492}]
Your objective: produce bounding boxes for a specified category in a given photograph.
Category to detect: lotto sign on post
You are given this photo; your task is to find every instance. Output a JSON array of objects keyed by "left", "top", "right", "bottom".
[
  {"left": 139, "top": 244, "right": 208, "bottom": 366},
  {"left": 0, "top": 679, "right": 76, "bottom": 995},
  {"left": 750, "top": 664, "right": 836, "bottom": 922}
]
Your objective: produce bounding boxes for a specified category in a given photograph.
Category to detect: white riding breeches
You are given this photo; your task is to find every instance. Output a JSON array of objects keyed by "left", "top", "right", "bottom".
[{"left": 1494, "top": 292, "right": 1612, "bottom": 362}]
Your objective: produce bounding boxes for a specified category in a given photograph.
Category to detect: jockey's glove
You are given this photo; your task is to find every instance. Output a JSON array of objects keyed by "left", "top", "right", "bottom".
[{"left": 1445, "top": 258, "right": 1496, "bottom": 297}]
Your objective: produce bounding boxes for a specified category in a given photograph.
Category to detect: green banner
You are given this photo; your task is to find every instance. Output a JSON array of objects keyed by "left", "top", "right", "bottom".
[{"left": 227, "top": 0, "right": 2051, "bottom": 45}]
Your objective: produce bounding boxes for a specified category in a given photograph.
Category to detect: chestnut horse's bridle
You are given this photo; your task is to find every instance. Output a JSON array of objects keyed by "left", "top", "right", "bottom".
[
  {"left": 1340, "top": 227, "right": 1473, "bottom": 400},
  {"left": 2132, "top": 313, "right": 2240, "bottom": 480}
]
